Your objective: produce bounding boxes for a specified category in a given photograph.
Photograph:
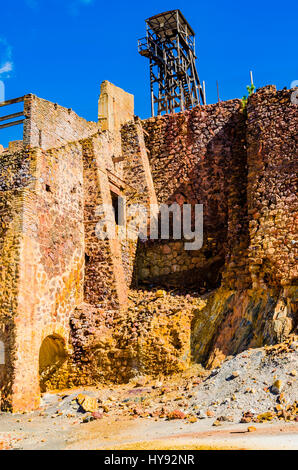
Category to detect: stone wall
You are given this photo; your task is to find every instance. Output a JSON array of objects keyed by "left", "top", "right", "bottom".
[
  {"left": 136, "top": 240, "right": 222, "bottom": 290},
  {"left": 137, "top": 100, "right": 249, "bottom": 290},
  {"left": 0, "top": 143, "right": 85, "bottom": 411},
  {"left": 191, "top": 86, "right": 297, "bottom": 368},
  {"left": 0, "top": 82, "right": 297, "bottom": 410},
  {"left": 0, "top": 82, "right": 139, "bottom": 409},
  {"left": 23, "top": 94, "right": 99, "bottom": 150},
  {"left": 0, "top": 149, "right": 30, "bottom": 409},
  {"left": 98, "top": 80, "right": 134, "bottom": 133},
  {"left": 0, "top": 130, "right": 131, "bottom": 409},
  {"left": 246, "top": 86, "right": 297, "bottom": 288},
  {"left": 120, "top": 119, "right": 159, "bottom": 286},
  {"left": 131, "top": 86, "right": 297, "bottom": 369},
  {"left": 81, "top": 133, "right": 128, "bottom": 310}
]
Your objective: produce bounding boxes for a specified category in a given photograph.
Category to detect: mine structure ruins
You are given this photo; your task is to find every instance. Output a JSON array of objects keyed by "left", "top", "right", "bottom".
[{"left": 0, "top": 10, "right": 296, "bottom": 414}]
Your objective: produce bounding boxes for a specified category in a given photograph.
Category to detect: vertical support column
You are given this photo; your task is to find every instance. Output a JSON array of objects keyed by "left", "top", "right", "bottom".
[{"left": 150, "top": 60, "right": 155, "bottom": 117}]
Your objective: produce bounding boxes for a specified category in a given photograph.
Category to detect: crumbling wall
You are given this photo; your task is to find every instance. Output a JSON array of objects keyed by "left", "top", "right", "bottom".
[
  {"left": 192, "top": 86, "right": 297, "bottom": 368},
  {"left": 98, "top": 80, "right": 134, "bottom": 133},
  {"left": 23, "top": 94, "right": 99, "bottom": 150},
  {"left": 136, "top": 240, "right": 221, "bottom": 290},
  {"left": 120, "top": 119, "right": 159, "bottom": 286},
  {"left": 81, "top": 133, "right": 128, "bottom": 310},
  {"left": 1, "top": 82, "right": 297, "bottom": 409},
  {"left": 76, "top": 289, "right": 206, "bottom": 384},
  {"left": 68, "top": 121, "right": 161, "bottom": 385},
  {"left": 137, "top": 100, "right": 249, "bottom": 290},
  {"left": 246, "top": 86, "right": 297, "bottom": 289},
  {"left": 0, "top": 149, "right": 32, "bottom": 409},
  {"left": 132, "top": 86, "right": 296, "bottom": 369},
  {"left": 0, "top": 142, "right": 85, "bottom": 411}
]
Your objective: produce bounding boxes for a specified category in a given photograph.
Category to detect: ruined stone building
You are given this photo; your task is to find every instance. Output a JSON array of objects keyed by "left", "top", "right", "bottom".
[{"left": 0, "top": 81, "right": 297, "bottom": 412}]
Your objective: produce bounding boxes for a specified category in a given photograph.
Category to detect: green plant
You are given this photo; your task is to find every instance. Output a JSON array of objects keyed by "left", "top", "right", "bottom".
[
  {"left": 241, "top": 83, "right": 256, "bottom": 112},
  {"left": 246, "top": 83, "right": 256, "bottom": 96}
]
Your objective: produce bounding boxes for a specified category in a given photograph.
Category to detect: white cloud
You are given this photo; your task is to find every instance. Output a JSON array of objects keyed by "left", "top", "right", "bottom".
[
  {"left": 0, "top": 38, "right": 13, "bottom": 78},
  {"left": 0, "top": 61, "right": 13, "bottom": 75}
]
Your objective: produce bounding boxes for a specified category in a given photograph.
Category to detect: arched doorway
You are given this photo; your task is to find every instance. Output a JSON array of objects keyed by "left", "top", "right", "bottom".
[{"left": 39, "top": 335, "right": 68, "bottom": 392}]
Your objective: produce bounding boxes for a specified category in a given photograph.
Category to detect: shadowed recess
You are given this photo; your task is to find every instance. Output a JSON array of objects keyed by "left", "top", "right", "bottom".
[{"left": 39, "top": 335, "right": 68, "bottom": 392}]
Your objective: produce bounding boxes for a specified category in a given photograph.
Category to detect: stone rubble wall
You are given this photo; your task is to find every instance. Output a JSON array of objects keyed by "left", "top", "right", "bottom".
[
  {"left": 0, "top": 149, "right": 32, "bottom": 410},
  {"left": 72, "top": 289, "right": 207, "bottom": 384},
  {"left": 0, "top": 83, "right": 297, "bottom": 409},
  {"left": 8, "top": 143, "right": 85, "bottom": 411},
  {"left": 120, "top": 119, "right": 159, "bottom": 286},
  {"left": 67, "top": 121, "right": 161, "bottom": 386},
  {"left": 0, "top": 82, "right": 138, "bottom": 407},
  {"left": 246, "top": 86, "right": 297, "bottom": 288},
  {"left": 136, "top": 240, "right": 222, "bottom": 290},
  {"left": 23, "top": 94, "right": 99, "bottom": 150},
  {"left": 138, "top": 99, "right": 249, "bottom": 290},
  {"left": 191, "top": 86, "right": 297, "bottom": 368},
  {"left": 81, "top": 132, "right": 128, "bottom": 311}
]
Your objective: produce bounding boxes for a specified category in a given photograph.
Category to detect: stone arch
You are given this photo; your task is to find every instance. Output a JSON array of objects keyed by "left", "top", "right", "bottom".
[
  {"left": 39, "top": 324, "right": 70, "bottom": 393},
  {"left": 39, "top": 334, "right": 68, "bottom": 392}
]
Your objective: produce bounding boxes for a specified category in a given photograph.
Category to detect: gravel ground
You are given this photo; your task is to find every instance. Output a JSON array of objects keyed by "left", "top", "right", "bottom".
[
  {"left": 189, "top": 340, "right": 298, "bottom": 422},
  {"left": 0, "top": 337, "right": 297, "bottom": 449}
]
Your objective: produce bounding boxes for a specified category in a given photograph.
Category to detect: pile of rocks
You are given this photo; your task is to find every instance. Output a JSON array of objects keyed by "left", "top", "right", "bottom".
[{"left": 189, "top": 335, "right": 298, "bottom": 423}]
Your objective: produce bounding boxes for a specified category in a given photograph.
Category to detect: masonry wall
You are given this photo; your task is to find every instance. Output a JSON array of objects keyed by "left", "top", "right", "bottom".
[
  {"left": 0, "top": 149, "right": 31, "bottom": 409},
  {"left": 0, "top": 141, "right": 86, "bottom": 411},
  {"left": 0, "top": 83, "right": 297, "bottom": 410},
  {"left": 81, "top": 132, "right": 128, "bottom": 311},
  {"left": 68, "top": 120, "right": 160, "bottom": 385},
  {"left": 23, "top": 94, "right": 99, "bottom": 150},
  {"left": 192, "top": 86, "right": 297, "bottom": 368},
  {"left": 137, "top": 100, "right": 249, "bottom": 290},
  {"left": 0, "top": 83, "right": 139, "bottom": 407},
  {"left": 98, "top": 80, "right": 134, "bottom": 133},
  {"left": 120, "top": 119, "right": 159, "bottom": 286},
  {"left": 246, "top": 86, "right": 297, "bottom": 289},
  {"left": 131, "top": 86, "right": 296, "bottom": 370}
]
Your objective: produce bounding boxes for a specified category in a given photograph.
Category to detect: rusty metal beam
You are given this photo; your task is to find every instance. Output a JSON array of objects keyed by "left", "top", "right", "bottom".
[
  {"left": 0, "top": 111, "right": 24, "bottom": 122},
  {"left": 0, "top": 96, "right": 25, "bottom": 108},
  {"left": 0, "top": 118, "right": 26, "bottom": 130}
]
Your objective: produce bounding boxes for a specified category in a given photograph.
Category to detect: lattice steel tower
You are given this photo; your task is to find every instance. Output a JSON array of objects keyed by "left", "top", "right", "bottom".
[{"left": 138, "top": 10, "right": 206, "bottom": 116}]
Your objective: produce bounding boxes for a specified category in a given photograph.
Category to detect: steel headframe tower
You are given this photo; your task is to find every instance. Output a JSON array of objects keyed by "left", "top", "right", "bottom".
[{"left": 138, "top": 10, "right": 206, "bottom": 116}]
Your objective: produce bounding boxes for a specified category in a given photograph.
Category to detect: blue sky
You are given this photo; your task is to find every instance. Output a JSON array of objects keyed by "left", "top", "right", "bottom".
[{"left": 0, "top": 0, "right": 297, "bottom": 147}]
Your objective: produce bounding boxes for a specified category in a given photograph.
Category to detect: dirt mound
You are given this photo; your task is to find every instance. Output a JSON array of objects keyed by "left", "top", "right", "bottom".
[{"left": 189, "top": 336, "right": 298, "bottom": 423}]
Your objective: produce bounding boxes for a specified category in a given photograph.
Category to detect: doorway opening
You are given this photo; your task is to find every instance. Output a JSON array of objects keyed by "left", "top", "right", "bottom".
[{"left": 39, "top": 335, "right": 68, "bottom": 392}]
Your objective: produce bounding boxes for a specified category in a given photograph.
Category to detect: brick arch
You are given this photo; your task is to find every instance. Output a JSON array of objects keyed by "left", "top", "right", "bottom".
[
  {"left": 40, "top": 323, "right": 71, "bottom": 354},
  {"left": 39, "top": 323, "right": 70, "bottom": 393}
]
